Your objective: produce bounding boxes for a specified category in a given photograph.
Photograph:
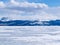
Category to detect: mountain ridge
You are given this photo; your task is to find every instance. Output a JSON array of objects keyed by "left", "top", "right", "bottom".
[{"left": 0, "top": 19, "right": 60, "bottom": 26}]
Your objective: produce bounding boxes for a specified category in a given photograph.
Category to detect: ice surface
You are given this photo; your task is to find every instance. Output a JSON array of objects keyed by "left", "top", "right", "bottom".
[{"left": 0, "top": 26, "right": 60, "bottom": 45}]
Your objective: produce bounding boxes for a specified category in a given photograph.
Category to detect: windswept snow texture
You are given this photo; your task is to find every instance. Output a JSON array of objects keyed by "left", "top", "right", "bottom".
[{"left": 0, "top": 26, "right": 60, "bottom": 45}]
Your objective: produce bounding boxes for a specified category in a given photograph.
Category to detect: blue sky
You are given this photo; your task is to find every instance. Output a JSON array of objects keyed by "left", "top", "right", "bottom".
[
  {"left": 27, "top": 0, "right": 60, "bottom": 7},
  {"left": 0, "top": 0, "right": 60, "bottom": 21},
  {"left": 0, "top": 0, "right": 60, "bottom": 7}
]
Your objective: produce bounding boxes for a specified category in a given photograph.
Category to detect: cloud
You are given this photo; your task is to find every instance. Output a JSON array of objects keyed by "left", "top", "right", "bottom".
[
  {"left": 0, "top": 30, "right": 14, "bottom": 32},
  {"left": 0, "top": 1, "right": 6, "bottom": 8},
  {"left": 0, "top": 34, "right": 11, "bottom": 35},
  {"left": 0, "top": 26, "right": 60, "bottom": 45},
  {"left": 0, "top": 0, "right": 60, "bottom": 21},
  {"left": 7, "top": 0, "right": 48, "bottom": 12},
  {"left": 10, "top": 0, "right": 20, "bottom": 6},
  {"left": 17, "top": 2, "right": 48, "bottom": 8},
  {"left": 10, "top": 0, "right": 48, "bottom": 9}
]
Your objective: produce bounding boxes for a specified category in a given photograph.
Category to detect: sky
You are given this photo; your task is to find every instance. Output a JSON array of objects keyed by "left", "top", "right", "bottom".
[
  {"left": 0, "top": 0, "right": 60, "bottom": 7},
  {"left": 0, "top": 0, "right": 60, "bottom": 21}
]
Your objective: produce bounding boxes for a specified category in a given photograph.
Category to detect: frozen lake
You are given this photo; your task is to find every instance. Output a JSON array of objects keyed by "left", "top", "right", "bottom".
[{"left": 0, "top": 26, "right": 60, "bottom": 45}]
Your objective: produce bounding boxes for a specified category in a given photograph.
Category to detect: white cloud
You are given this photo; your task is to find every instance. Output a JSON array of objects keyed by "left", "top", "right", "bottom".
[
  {"left": 10, "top": 0, "right": 20, "bottom": 6},
  {"left": 18, "top": 2, "right": 48, "bottom": 8},
  {"left": 0, "top": 30, "right": 14, "bottom": 32},
  {"left": 0, "top": 26, "right": 60, "bottom": 45},
  {"left": 0, "top": 1, "right": 6, "bottom": 8},
  {"left": 0, "top": 34, "right": 11, "bottom": 35},
  {"left": 0, "top": 0, "right": 60, "bottom": 21},
  {"left": 9, "top": 0, "right": 48, "bottom": 8}
]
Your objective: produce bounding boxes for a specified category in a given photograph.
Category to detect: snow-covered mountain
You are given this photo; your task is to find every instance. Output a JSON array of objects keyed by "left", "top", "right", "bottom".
[
  {"left": 0, "top": 17, "right": 60, "bottom": 26},
  {"left": 0, "top": 17, "right": 12, "bottom": 22}
]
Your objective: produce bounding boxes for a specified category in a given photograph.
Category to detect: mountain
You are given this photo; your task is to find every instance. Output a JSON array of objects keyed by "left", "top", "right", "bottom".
[
  {"left": 0, "top": 20, "right": 39, "bottom": 26},
  {"left": 0, "top": 17, "right": 11, "bottom": 22},
  {"left": 0, "top": 18, "right": 60, "bottom": 26}
]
